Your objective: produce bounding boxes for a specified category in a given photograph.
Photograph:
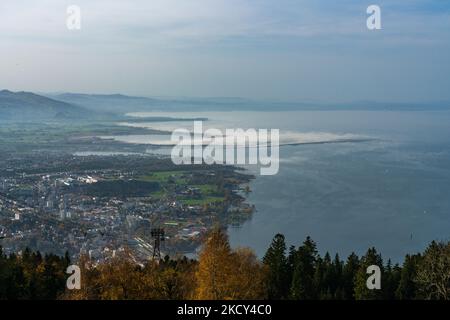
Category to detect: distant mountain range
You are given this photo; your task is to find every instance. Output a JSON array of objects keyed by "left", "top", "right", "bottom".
[
  {"left": 48, "top": 92, "right": 259, "bottom": 113},
  {"left": 2, "top": 89, "right": 450, "bottom": 122},
  {"left": 0, "top": 90, "right": 90, "bottom": 121},
  {"left": 48, "top": 92, "right": 450, "bottom": 113},
  {"left": 49, "top": 93, "right": 161, "bottom": 114}
]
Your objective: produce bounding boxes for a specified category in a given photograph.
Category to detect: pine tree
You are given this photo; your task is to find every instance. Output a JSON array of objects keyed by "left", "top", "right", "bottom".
[
  {"left": 313, "top": 256, "right": 325, "bottom": 299},
  {"left": 322, "top": 252, "right": 333, "bottom": 297},
  {"left": 382, "top": 259, "right": 401, "bottom": 299},
  {"left": 354, "top": 247, "right": 384, "bottom": 300},
  {"left": 331, "top": 253, "right": 343, "bottom": 299},
  {"left": 396, "top": 254, "right": 421, "bottom": 299},
  {"left": 313, "top": 252, "right": 333, "bottom": 299},
  {"left": 342, "top": 252, "right": 359, "bottom": 299},
  {"left": 289, "top": 236, "right": 318, "bottom": 300},
  {"left": 263, "top": 233, "right": 290, "bottom": 299}
]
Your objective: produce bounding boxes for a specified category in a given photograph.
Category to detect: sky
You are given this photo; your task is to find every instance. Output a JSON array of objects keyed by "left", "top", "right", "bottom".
[{"left": 0, "top": 0, "right": 449, "bottom": 103}]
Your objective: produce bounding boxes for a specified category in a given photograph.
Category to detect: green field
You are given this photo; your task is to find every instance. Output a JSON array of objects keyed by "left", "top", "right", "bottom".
[
  {"left": 139, "top": 170, "right": 225, "bottom": 205},
  {"left": 139, "top": 170, "right": 188, "bottom": 184}
]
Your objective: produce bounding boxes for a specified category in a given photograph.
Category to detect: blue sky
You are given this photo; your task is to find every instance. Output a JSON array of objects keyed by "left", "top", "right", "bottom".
[{"left": 0, "top": 0, "right": 449, "bottom": 102}]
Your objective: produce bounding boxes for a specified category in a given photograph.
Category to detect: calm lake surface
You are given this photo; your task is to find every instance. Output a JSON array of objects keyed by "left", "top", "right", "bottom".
[{"left": 114, "top": 110, "right": 450, "bottom": 262}]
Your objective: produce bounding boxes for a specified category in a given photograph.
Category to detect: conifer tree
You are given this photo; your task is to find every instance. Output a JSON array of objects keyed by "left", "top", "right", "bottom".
[
  {"left": 354, "top": 247, "right": 384, "bottom": 300},
  {"left": 289, "top": 236, "right": 318, "bottom": 300},
  {"left": 263, "top": 233, "right": 289, "bottom": 299},
  {"left": 382, "top": 259, "right": 401, "bottom": 299},
  {"left": 342, "top": 252, "right": 359, "bottom": 299},
  {"left": 396, "top": 254, "right": 421, "bottom": 299}
]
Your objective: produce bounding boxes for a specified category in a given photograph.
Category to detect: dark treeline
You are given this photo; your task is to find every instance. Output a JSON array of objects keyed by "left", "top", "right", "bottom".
[
  {"left": 263, "top": 234, "right": 449, "bottom": 300},
  {"left": 0, "top": 247, "right": 70, "bottom": 299},
  {"left": 0, "top": 231, "right": 449, "bottom": 300}
]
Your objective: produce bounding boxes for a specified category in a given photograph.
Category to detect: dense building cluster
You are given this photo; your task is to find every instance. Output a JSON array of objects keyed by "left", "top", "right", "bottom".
[{"left": 0, "top": 152, "right": 254, "bottom": 264}]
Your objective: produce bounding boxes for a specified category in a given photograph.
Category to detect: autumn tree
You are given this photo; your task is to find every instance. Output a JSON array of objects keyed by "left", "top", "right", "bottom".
[
  {"left": 63, "top": 253, "right": 103, "bottom": 300},
  {"left": 415, "top": 241, "right": 450, "bottom": 300},
  {"left": 195, "top": 228, "right": 234, "bottom": 299},
  {"left": 141, "top": 257, "right": 197, "bottom": 300},
  {"left": 95, "top": 252, "right": 143, "bottom": 299},
  {"left": 229, "top": 248, "right": 267, "bottom": 299},
  {"left": 195, "top": 227, "right": 266, "bottom": 300}
]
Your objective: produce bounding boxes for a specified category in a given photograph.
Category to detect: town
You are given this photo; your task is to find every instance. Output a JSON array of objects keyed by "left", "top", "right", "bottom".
[{"left": 0, "top": 151, "right": 255, "bottom": 265}]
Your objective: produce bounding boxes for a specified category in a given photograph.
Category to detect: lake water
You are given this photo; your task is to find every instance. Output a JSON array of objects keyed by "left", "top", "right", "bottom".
[{"left": 111, "top": 110, "right": 450, "bottom": 262}]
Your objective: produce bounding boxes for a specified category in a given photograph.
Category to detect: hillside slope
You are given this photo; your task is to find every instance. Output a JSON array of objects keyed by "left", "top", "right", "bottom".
[{"left": 0, "top": 90, "right": 90, "bottom": 121}]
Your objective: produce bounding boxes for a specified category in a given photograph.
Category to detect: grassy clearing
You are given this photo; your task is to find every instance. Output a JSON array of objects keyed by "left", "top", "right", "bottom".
[
  {"left": 139, "top": 171, "right": 187, "bottom": 184},
  {"left": 139, "top": 170, "right": 225, "bottom": 204},
  {"left": 191, "top": 184, "right": 218, "bottom": 195}
]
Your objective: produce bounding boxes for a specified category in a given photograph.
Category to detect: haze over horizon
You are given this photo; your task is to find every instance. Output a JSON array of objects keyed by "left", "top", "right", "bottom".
[{"left": 1, "top": 0, "right": 450, "bottom": 103}]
